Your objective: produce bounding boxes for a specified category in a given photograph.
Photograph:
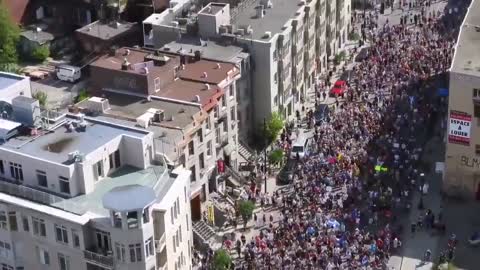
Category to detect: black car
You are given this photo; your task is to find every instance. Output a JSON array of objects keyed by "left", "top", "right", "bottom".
[
  {"left": 314, "top": 104, "right": 330, "bottom": 126},
  {"left": 277, "top": 159, "right": 296, "bottom": 185}
]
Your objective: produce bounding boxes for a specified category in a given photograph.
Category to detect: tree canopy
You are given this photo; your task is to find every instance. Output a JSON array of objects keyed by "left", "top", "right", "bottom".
[{"left": 0, "top": 0, "right": 20, "bottom": 66}]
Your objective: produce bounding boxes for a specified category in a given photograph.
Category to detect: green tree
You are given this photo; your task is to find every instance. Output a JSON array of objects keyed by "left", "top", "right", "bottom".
[
  {"left": 237, "top": 200, "right": 255, "bottom": 228},
  {"left": 211, "top": 249, "right": 232, "bottom": 270},
  {"left": 0, "top": 0, "right": 20, "bottom": 64},
  {"left": 265, "top": 112, "right": 284, "bottom": 143},
  {"left": 0, "top": 63, "right": 21, "bottom": 74},
  {"left": 269, "top": 149, "right": 284, "bottom": 166},
  {"left": 30, "top": 45, "right": 50, "bottom": 62},
  {"left": 33, "top": 91, "right": 48, "bottom": 107}
]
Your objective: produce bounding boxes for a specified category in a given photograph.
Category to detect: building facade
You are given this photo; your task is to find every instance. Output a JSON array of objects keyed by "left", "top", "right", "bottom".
[
  {"left": 444, "top": 0, "right": 480, "bottom": 199},
  {"left": 86, "top": 47, "right": 241, "bottom": 230},
  {"left": 143, "top": 0, "right": 351, "bottom": 133},
  {"left": 0, "top": 93, "right": 192, "bottom": 270}
]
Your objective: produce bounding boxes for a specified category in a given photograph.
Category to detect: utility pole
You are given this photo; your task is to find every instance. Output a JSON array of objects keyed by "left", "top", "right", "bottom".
[{"left": 263, "top": 118, "right": 268, "bottom": 194}]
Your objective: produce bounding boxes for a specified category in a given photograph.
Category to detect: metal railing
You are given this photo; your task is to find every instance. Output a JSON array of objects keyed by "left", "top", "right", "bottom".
[
  {"left": 155, "top": 234, "right": 166, "bottom": 253},
  {"left": 0, "top": 179, "right": 83, "bottom": 215},
  {"left": 83, "top": 250, "right": 114, "bottom": 269}
]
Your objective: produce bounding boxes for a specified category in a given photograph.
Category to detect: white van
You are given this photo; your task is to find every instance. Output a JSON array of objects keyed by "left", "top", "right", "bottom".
[
  {"left": 290, "top": 136, "right": 310, "bottom": 160},
  {"left": 56, "top": 65, "right": 81, "bottom": 82}
]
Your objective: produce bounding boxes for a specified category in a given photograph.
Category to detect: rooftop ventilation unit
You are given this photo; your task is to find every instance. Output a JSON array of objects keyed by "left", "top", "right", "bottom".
[
  {"left": 193, "top": 95, "right": 201, "bottom": 103},
  {"left": 263, "top": 31, "right": 272, "bottom": 39}
]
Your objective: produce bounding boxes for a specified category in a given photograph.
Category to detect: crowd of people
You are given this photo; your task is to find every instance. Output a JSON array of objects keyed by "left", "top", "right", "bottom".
[{"left": 195, "top": 1, "right": 464, "bottom": 270}]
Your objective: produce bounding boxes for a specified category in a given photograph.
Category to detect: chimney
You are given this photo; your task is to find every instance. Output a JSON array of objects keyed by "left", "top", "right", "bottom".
[
  {"left": 216, "top": 63, "right": 221, "bottom": 69},
  {"left": 124, "top": 49, "right": 130, "bottom": 56},
  {"left": 202, "top": 72, "right": 208, "bottom": 78},
  {"left": 121, "top": 58, "right": 130, "bottom": 70}
]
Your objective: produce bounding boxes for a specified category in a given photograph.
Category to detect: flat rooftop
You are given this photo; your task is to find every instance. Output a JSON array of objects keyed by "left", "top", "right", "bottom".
[
  {"left": 161, "top": 37, "right": 244, "bottom": 62},
  {"left": 75, "top": 20, "right": 137, "bottom": 40},
  {"left": 0, "top": 72, "right": 27, "bottom": 90},
  {"left": 451, "top": 0, "right": 480, "bottom": 76},
  {"left": 0, "top": 114, "right": 150, "bottom": 164},
  {"left": 64, "top": 165, "right": 173, "bottom": 216},
  {"left": 199, "top": 3, "right": 227, "bottom": 15},
  {"left": 84, "top": 92, "right": 201, "bottom": 129},
  {"left": 233, "top": 0, "right": 302, "bottom": 41}
]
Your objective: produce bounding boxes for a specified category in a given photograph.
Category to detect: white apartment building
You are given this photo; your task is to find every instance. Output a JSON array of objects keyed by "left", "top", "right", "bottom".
[
  {"left": 143, "top": 0, "right": 351, "bottom": 130},
  {"left": 0, "top": 72, "right": 32, "bottom": 104},
  {"left": 0, "top": 95, "right": 192, "bottom": 270}
]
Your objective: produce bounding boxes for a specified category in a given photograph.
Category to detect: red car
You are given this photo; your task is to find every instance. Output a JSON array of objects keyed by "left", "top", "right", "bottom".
[{"left": 330, "top": 80, "right": 347, "bottom": 97}]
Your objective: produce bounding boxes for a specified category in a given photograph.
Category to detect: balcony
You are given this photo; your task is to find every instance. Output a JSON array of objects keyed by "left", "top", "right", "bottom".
[
  {"left": 0, "top": 178, "right": 82, "bottom": 214},
  {"left": 84, "top": 250, "right": 114, "bottom": 269},
  {"left": 155, "top": 234, "right": 166, "bottom": 253}
]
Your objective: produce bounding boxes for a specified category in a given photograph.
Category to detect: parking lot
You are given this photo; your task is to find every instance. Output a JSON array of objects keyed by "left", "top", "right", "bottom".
[{"left": 31, "top": 75, "right": 87, "bottom": 109}]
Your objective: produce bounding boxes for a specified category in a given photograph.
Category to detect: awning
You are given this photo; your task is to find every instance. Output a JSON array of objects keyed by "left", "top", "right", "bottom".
[{"left": 223, "top": 144, "right": 235, "bottom": 156}]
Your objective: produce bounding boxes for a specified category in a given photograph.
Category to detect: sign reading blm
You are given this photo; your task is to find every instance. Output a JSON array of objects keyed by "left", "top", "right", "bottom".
[{"left": 448, "top": 110, "right": 472, "bottom": 145}]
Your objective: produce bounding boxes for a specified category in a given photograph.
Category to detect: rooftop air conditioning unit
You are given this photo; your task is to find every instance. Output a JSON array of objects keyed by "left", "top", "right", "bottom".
[
  {"left": 68, "top": 151, "right": 80, "bottom": 161},
  {"left": 263, "top": 31, "right": 272, "bottom": 39},
  {"left": 171, "top": 21, "right": 179, "bottom": 27}
]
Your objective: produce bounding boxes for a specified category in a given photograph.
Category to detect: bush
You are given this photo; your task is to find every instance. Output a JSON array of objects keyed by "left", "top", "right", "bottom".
[
  {"left": 269, "top": 149, "right": 284, "bottom": 166},
  {"left": 334, "top": 51, "right": 347, "bottom": 65},
  {"left": 212, "top": 249, "right": 232, "bottom": 270},
  {"left": 30, "top": 45, "right": 50, "bottom": 62},
  {"left": 0, "top": 63, "right": 21, "bottom": 74},
  {"left": 349, "top": 32, "right": 361, "bottom": 41},
  {"left": 33, "top": 91, "right": 48, "bottom": 107},
  {"left": 75, "top": 89, "right": 90, "bottom": 103}
]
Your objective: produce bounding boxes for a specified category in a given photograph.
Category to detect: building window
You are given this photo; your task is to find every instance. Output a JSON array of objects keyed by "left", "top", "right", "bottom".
[
  {"left": 9, "top": 162, "right": 23, "bottom": 182},
  {"left": 58, "top": 253, "right": 70, "bottom": 270},
  {"left": 126, "top": 211, "right": 139, "bottom": 229},
  {"left": 176, "top": 198, "right": 180, "bottom": 216},
  {"left": 188, "top": 140, "right": 194, "bottom": 155},
  {"left": 142, "top": 207, "right": 150, "bottom": 223},
  {"left": 199, "top": 153, "right": 205, "bottom": 169},
  {"left": 8, "top": 212, "right": 17, "bottom": 231},
  {"left": 274, "top": 72, "right": 278, "bottom": 84},
  {"left": 172, "top": 236, "right": 176, "bottom": 253},
  {"left": 109, "top": 150, "right": 121, "bottom": 170},
  {"left": 175, "top": 230, "right": 179, "bottom": 247},
  {"left": 36, "top": 170, "right": 48, "bottom": 187},
  {"left": 55, "top": 225, "right": 68, "bottom": 244},
  {"left": 206, "top": 118, "right": 211, "bottom": 130},
  {"left": 198, "top": 128, "right": 203, "bottom": 143},
  {"left": 95, "top": 230, "right": 111, "bottom": 251},
  {"left": 0, "top": 160, "right": 3, "bottom": 174},
  {"left": 0, "top": 212, "right": 7, "bottom": 230},
  {"left": 95, "top": 161, "right": 103, "bottom": 180},
  {"left": 72, "top": 229, "right": 80, "bottom": 248},
  {"left": 173, "top": 200, "right": 178, "bottom": 219},
  {"left": 207, "top": 141, "right": 212, "bottom": 156},
  {"left": 222, "top": 96, "right": 227, "bottom": 107},
  {"left": 59, "top": 177, "right": 70, "bottom": 195},
  {"left": 184, "top": 187, "right": 187, "bottom": 203},
  {"left": 129, "top": 244, "right": 142, "bottom": 262},
  {"left": 115, "top": 243, "right": 126, "bottom": 262},
  {"left": 186, "top": 215, "right": 189, "bottom": 231},
  {"left": 476, "top": 145, "right": 480, "bottom": 156},
  {"left": 230, "top": 107, "right": 235, "bottom": 121},
  {"left": 22, "top": 216, "right": 29, "bottom": 232},
  {"left": 0, "top": 241, "right": 11, "bottom": 258},
  {"left": 145, "top": 237, "right": 154, "bottom": 257},
  {"left": 229, "top": 84, "right": 234, "bottom": 97},
  {"left": 475, "top": 105, "right": 480, "bottom": 118},
  {"left": 179, "top": 225, "right": 183, "bottom": 242},
  {"left": 32, "top": 218, "right": 46, "bottom": 237},
  {"left": 474, "top": 88, "right": 480, "bottom": 98},
  {"left": 37, "top": 247, "right": 50, "bottom": 265},
  {"left": 170, "top": 206, "right": 174, "bottom": 224},
  {"left": 190, "top": 166, "right": 196, "bottom": 182}
]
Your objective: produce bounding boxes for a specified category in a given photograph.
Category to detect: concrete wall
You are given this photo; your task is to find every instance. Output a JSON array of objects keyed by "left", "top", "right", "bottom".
[{"left": 444, "top": 71, "right": 480, "bottom": 197}]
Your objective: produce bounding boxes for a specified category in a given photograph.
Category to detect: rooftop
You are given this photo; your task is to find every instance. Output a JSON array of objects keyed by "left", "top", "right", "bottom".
[
  {"left": 199, "top": 2, "right": 227, "bottom": 15},
  {"left": 0, "top": 72, "right": 28, "bottom": 90},
  {"left": 0, "top": 114, "right": 150, "bottom": 164},
  {"left": 0, "top": 164, "right": 177, "bottom": 219},
  {"left": 158, "top": 79, "right": 224, "bottom": 109},
  {"left": 233, "top": 0, "right": 302, "bottom": 41},
  {"left": 451, "top": 0, "right": 480, "bottom": 76},
  {"left": 161, "top": 37, "right": 244, "bottom": 63},
  {"left": 20, "top": 29, "right": 55, "bottom": 44},
  {"left": 84, "top": 91, "right": 202, "bottom": 129},
  {"left": 75, "top": 20, "right": 138, "bottom": 40}
]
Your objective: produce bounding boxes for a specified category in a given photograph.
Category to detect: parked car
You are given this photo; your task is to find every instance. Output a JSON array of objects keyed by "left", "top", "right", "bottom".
[
  {"left": 277, "top": 159, "right": 296, "bottom": 184},
  {"left": 330, "top": 80, "right": 347, "bottom": 97}
]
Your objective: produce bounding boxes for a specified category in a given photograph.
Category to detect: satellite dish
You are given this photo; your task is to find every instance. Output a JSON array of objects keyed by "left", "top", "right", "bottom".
[{"left": 0, "top": 101, "right": 13, "bottom": 120}]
